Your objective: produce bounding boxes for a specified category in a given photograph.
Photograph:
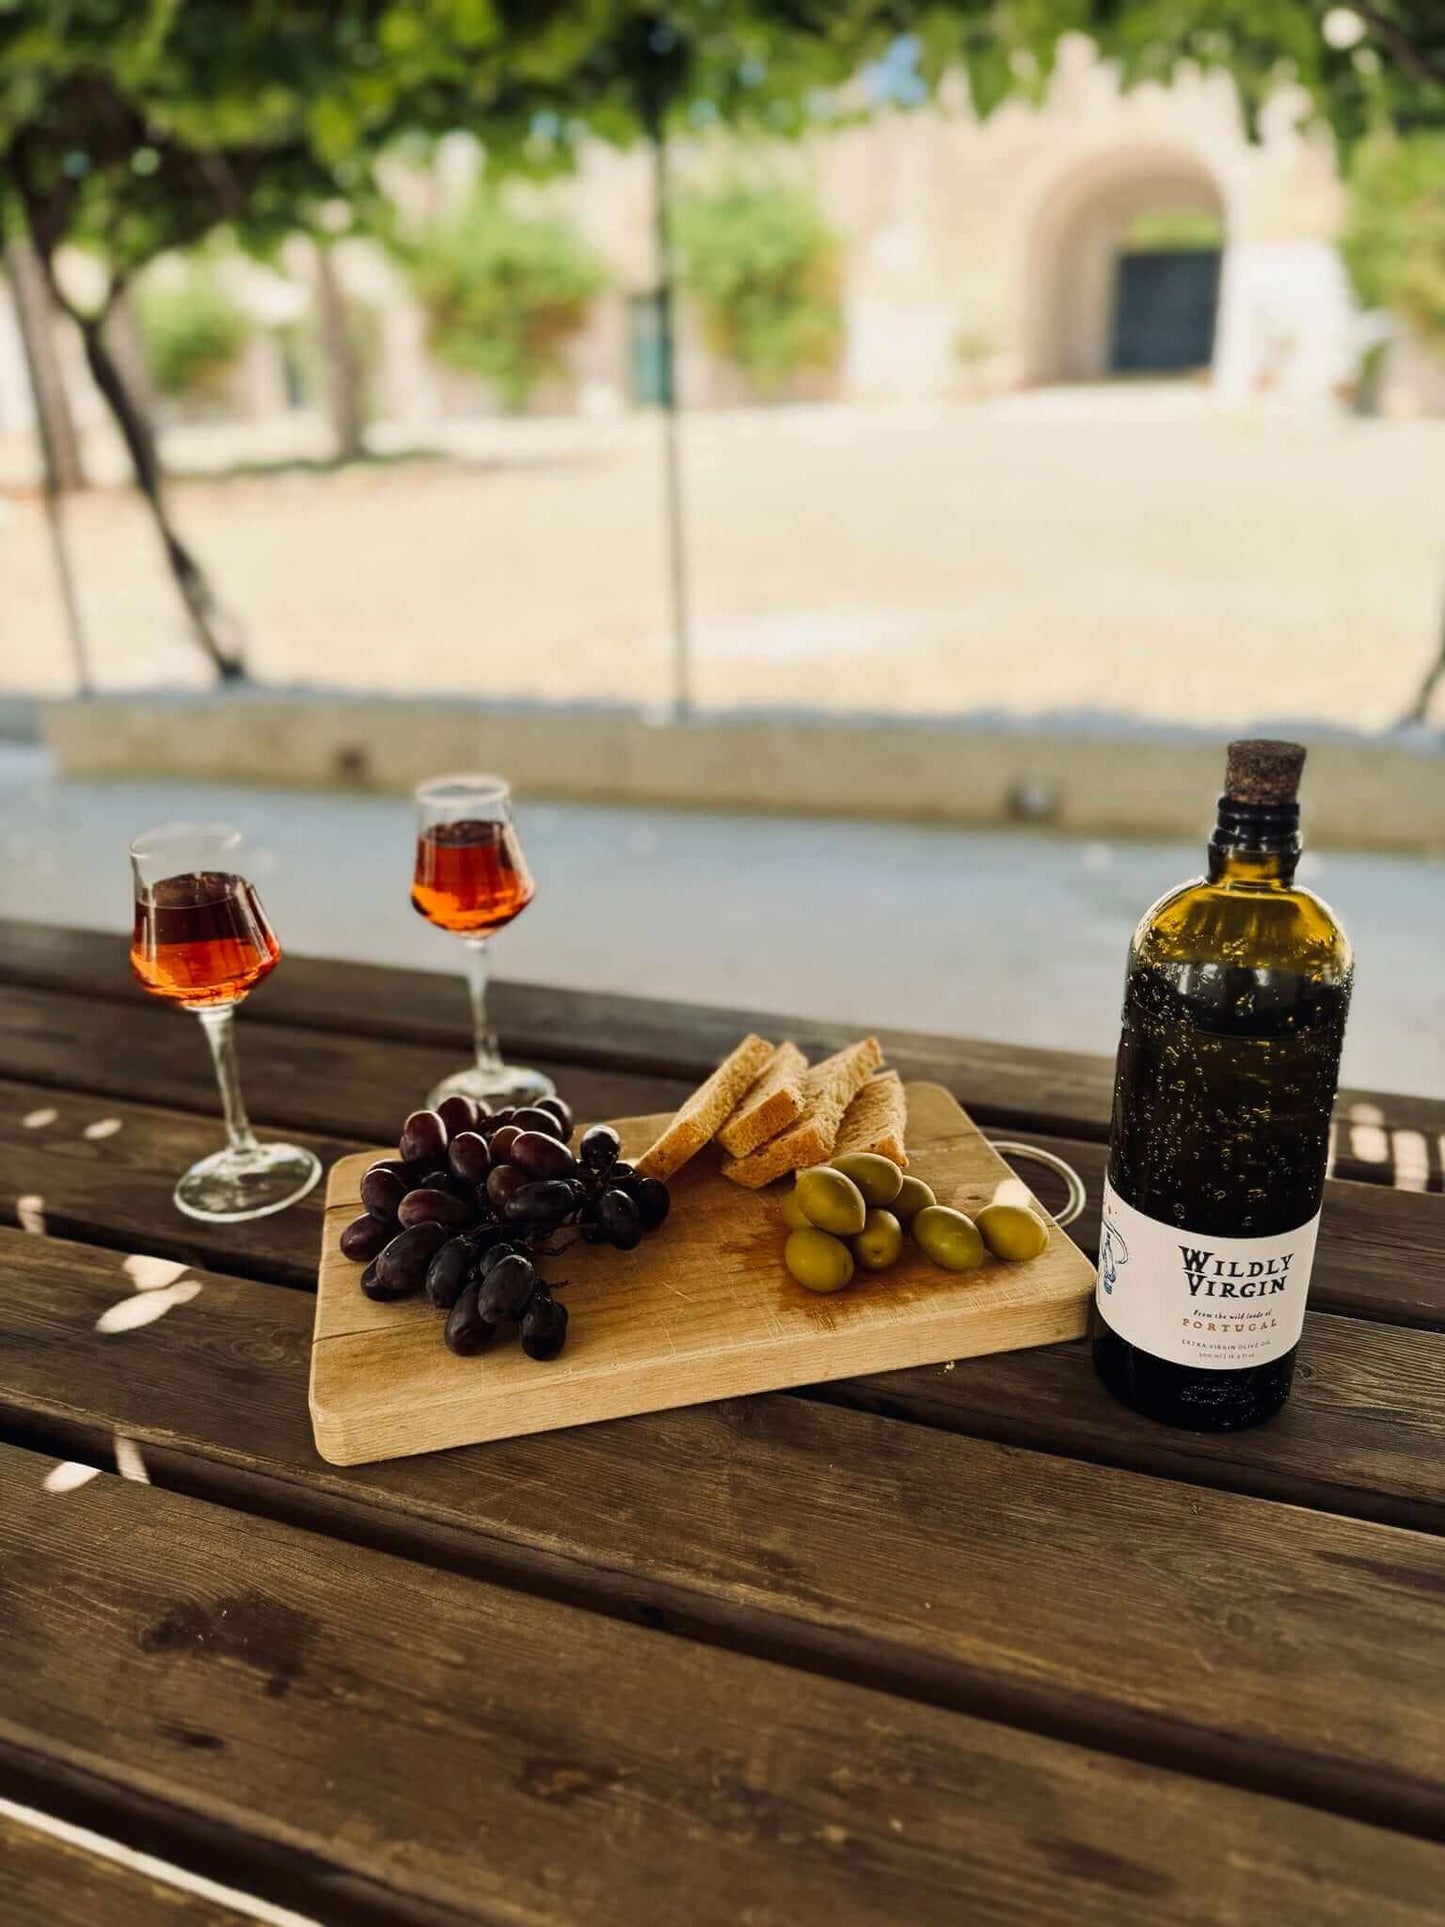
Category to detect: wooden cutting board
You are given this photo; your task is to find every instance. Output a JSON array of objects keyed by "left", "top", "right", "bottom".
[{"left": 310, "top": 1081, "right": 1094, "bottom": 1466}]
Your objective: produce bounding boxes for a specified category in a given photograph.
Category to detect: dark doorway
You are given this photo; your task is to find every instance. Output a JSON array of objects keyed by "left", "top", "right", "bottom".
[{"left": 1110, "top": 249, "right": 1222, "bottom": 374}]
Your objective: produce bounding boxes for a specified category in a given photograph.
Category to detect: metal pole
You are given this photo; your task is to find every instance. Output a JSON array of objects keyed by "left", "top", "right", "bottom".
[{"left": 650, "top": 116, "right": 692, "bottom": 717}]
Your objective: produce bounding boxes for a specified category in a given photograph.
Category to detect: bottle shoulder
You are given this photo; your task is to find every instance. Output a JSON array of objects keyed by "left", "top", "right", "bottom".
[{"left": 1132, "top": 875, "right": 1353, "bottom": 982}]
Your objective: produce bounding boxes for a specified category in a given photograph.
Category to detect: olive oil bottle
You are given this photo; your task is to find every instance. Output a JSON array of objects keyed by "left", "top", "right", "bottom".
[{"left": 1092, "top": 741, "right": 1352, "bottom": 1429}]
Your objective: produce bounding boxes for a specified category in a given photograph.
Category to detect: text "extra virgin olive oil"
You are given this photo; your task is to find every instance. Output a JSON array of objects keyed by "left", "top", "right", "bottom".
[{"left": 1092, "top": 740, "right": 1352, "bottom": 1429}]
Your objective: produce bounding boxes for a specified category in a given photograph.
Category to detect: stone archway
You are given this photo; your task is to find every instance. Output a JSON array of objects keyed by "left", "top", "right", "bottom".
[{"left": 1022, "top": 146, "right": 1226, "bottom": 385}]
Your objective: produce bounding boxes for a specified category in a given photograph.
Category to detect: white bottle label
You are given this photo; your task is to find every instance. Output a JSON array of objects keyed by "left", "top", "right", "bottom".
[{"left": 1096, "top": 1179, "right": 1321, "bottom": 1370}]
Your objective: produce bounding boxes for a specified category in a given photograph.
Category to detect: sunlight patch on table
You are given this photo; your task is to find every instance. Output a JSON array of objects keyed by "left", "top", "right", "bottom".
[{"left": 96, "top": 1278, "right": 202, "bottom": 1333}]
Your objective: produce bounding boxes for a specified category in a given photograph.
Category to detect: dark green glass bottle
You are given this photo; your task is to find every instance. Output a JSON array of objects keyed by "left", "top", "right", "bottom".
[{"left": 1092, "top": 741, "right": 1352, "bottom": 1429}]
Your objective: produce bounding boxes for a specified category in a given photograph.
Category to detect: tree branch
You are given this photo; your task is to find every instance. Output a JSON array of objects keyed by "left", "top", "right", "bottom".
[
  {"left": 1350, "top": 4, "right": 1445, "bottom": 88},
  {"left": 1397, "top": 584, "right": 1445, "bottom": 726}
]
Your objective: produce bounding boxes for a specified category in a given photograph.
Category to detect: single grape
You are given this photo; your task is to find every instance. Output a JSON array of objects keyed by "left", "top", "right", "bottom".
[
  {"left": 398, "top": 1186, "right": 472, "bottom": 1230},
  {"left": 629, "top": 1176, "right": 671, "bottom": 1231},
  {"left": 509, "top": 1131, "right": 578, "bottom": 1180},
  {"left": 512, "top": 1106, "right": 566, "bottom": 1142},
  {"left": 477, "top": 1251, "right": 536, "bottom": 1323},
  {"left": 503, "top": 1179, "right": 576, "bottom": 1235},
  {"left": 360, "top": 1166, "right": 408, "bottom": 1222},
  {"left": 478, "top": 1240, "right": 524, "bottom": 1278},
  {"left": 597, "top": 1188, "right": 642, "bottom": 1251},
  {"left": 610, "top": 1160, "right": 637, "bottom": 1185},
  {"left": 520, "top": 1292, "right": 568, "bottom": 1361},
  {"left": 578, "top": 1124, "right": 621, "bottom": 1174},
  {"left": 536, "top": 1096, "right": 574, "bottom": 1139},
  {"left": 444, "top": 1282, "right": 494, "bottom": 1357},
  {"left": 486, "top": 1163, "right": 526, "bottom": 1214},
  {"left": 488, "top": 1124, "right": 523, "bottom": 1163},
  {"left": 373, "top": 1222, "right": 449, "bottom": 1295},
  {"left": 364, "top": 1157, "right": 410, "bottom": 1181},
  {"left": 340, "top": 1213, "right": 395, "bottom": 1262},
  {"left": 449, "top": 1130, "right": 492, "bottom": 1184},
  {"left": 435, "top": 1093, "right": 479, "bottom": 1139},
  {"left": 425, "top": 1235, "right": 475, "bottom": 1309},
  {"left": 400, "top": 1109, "right": 448, "bottom": 1166}
]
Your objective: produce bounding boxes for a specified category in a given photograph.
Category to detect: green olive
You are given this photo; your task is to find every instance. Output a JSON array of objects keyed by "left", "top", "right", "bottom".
[
  {"left": 794, "top": 1166, "right": 867, "bottom": 1237},
  {"left": 912, "top": 1205, "right": 986, "bottom": 1273},
  {"left": 976, "top": 1202, "right": 1051, "bottom": 1262},
  {"left": 780, "top": 1185, "right": 812, "bottom": 1232},
  {"left": 852, "top": 1209, "right": 903, "bottom": 1272},
  {"left": 784, "top": 1227, "right": 856, "bottom": 1294},
  {"left": 892, "top": 1174, "right": 936, "bottom": 1224},
  {"left": 830, "top": 1152, "right": 903, "bottom": 1208}
]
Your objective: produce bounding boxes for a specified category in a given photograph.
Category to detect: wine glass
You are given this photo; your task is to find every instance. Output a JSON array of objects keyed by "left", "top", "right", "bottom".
[
  {"left": 129, "top": 823, "right": 322, "bottom": 1222},
  {"left": 412, "top": 775, "right": 554, "bottom": 1110}
]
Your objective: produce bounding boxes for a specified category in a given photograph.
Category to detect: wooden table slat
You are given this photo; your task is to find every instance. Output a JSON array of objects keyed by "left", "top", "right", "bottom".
[
  {"left": 6, "top": 1442, "right": 1445, "bottom": 1927},
  {"left": 3, "top": 917, "right": 1441, "bottom": 1174},
  {"left": 6, "top": 1221, "right": 1442, "bottom": 1544},
  {"left": 0, "top": 1812, "right": 263, "bottom": 1927},
  {"left": 0, "top": 981, "right": 690, "bottom": 1149},
  {"left": 4, "top": 1232, "right": 1444, "bottom": 1836},
  {"left": 2, "top": 1072, "right": 1438, "bottom": 1331}
]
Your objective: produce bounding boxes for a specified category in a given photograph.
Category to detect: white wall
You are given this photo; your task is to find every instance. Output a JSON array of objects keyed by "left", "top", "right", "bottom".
[{"left": 1214, "top": 242, "right": 1359, "bottom": 403}]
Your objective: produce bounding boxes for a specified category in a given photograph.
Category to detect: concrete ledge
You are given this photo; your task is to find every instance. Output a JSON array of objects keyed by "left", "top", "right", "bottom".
[{"left": 41, "top": 691, "right": 1445, "bottom": 853}]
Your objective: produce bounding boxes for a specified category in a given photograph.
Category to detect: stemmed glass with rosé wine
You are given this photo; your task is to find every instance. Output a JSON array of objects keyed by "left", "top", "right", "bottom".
[
  {"left": 411, "top": 774, "right": 554, "bottom": 1110},
  {"left": 130, "top": 823, "right": 321, "bottom": 1222}
]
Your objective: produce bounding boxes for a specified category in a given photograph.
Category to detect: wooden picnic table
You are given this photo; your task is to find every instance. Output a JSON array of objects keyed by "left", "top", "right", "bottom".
[{"left": 2, "top": 915, "right": 1443, "bottom": 1925}]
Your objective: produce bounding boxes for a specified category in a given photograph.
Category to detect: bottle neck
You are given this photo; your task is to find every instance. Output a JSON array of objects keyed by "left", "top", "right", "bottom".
[{"left": 1207, "top": 794, "right": 1301, "bottom": 888}]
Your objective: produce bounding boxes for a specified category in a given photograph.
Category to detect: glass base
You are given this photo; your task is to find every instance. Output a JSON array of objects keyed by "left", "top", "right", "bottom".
[
  {"left": 174, "top": 1141, "right": 323, "bottom": 1223},
  {"left": 427, "top": 1061, "right": 555, "bottom": 1111}
]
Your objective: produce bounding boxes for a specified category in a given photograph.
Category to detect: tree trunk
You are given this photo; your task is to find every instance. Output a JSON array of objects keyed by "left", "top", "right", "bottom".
[
  {"left": 313, "top": 239, "right": 366, "bottom": 464},
  {"left": 1399, "top": 589, "right": 1445, "bottom": 728},
  {"left": 75, "top": 312, "right": 244, "bottom": 680},
  {"left": 104, "top": 287, "right": 157, "bottom": 426},
  {"left": 5, "top": 237, "right": 85, "bottom": 493}
]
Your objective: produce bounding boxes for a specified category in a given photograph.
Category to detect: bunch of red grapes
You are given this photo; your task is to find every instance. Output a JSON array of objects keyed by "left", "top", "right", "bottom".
[{"left": 338, "top": 1093, "right": 670, "bottom": 1361}]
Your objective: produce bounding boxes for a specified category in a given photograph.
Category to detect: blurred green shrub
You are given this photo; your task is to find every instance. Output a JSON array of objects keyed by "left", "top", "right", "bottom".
[
  {"left": 136, "top": 260, "right": 252, "bottom": 402},
  {"left": 1121, "top": 207, "right": 1224, "bottom": 252},
  {"left": 405, "top": 193, "right": 606, "bottom": 409},
  {"left": 1342, "top": 135, "right": 1445, "bottom": 351},
  {"left": 674, "top": 180, "right": 843, "bottom": 396}
]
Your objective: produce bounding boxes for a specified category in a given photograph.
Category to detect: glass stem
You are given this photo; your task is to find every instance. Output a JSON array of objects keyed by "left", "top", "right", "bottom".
[
  {"left": 197, "top": 1005, "right": 259, "bottom": 1153},
  {"left": 466, "top": 937, "right": 504, "bottom": 1074}
]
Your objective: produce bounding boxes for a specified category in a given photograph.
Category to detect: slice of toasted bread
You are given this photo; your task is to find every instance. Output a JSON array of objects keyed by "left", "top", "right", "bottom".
[
  {"left": 835, "top": 1070, "right": 908, "bottom": 1167},
  {"left": 716, "top": 1041, "right": 808, "bottom": 1159},
  {"left": 721, "top": 1037, "right": 883, "bottom": 1189},
  {"left": 634, "top": 1034, "right": 776, "bottom": 1181}
]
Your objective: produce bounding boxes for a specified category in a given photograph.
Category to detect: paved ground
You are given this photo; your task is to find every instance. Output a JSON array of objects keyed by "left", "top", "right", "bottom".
[
  {"left": 4, "top": 393, "right": 1443, "bottom": 729},
  {"left": 2, "top": 746, "right": 1440, "bottom": 1098}
]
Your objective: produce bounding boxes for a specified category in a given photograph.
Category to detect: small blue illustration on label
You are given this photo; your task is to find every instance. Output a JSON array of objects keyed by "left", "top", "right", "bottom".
[{"left": 1097, "top": 1209, "right": 1129, "bottom": 1295}]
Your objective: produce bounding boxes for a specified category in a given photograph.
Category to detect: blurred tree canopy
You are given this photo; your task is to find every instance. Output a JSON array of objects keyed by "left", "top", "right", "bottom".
[
  {"left": 1342, "top": 132, "right": 1445, "bottom": 348},
  {"left": 406, "top": 191, "right": 607, "bottom": 408},
  {"left": 675, "top": 179, "right": 842, "bottom": 395},
  {"left": 1, "top": 0, "right": 1441, "bottom": 675}
]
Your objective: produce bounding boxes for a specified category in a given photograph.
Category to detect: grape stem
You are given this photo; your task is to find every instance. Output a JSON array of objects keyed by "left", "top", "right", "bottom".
[
  {"left": 464, "top": 936, "right": 505, "bottom": 1076},
  {"left": 530, "top": 1232, "right": 582, "bottom": 1258}
]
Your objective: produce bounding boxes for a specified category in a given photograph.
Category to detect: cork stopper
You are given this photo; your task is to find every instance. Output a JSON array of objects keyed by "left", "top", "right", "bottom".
[{"left": 1224, "top": 739, "right": 1305, "bottom": 808}]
